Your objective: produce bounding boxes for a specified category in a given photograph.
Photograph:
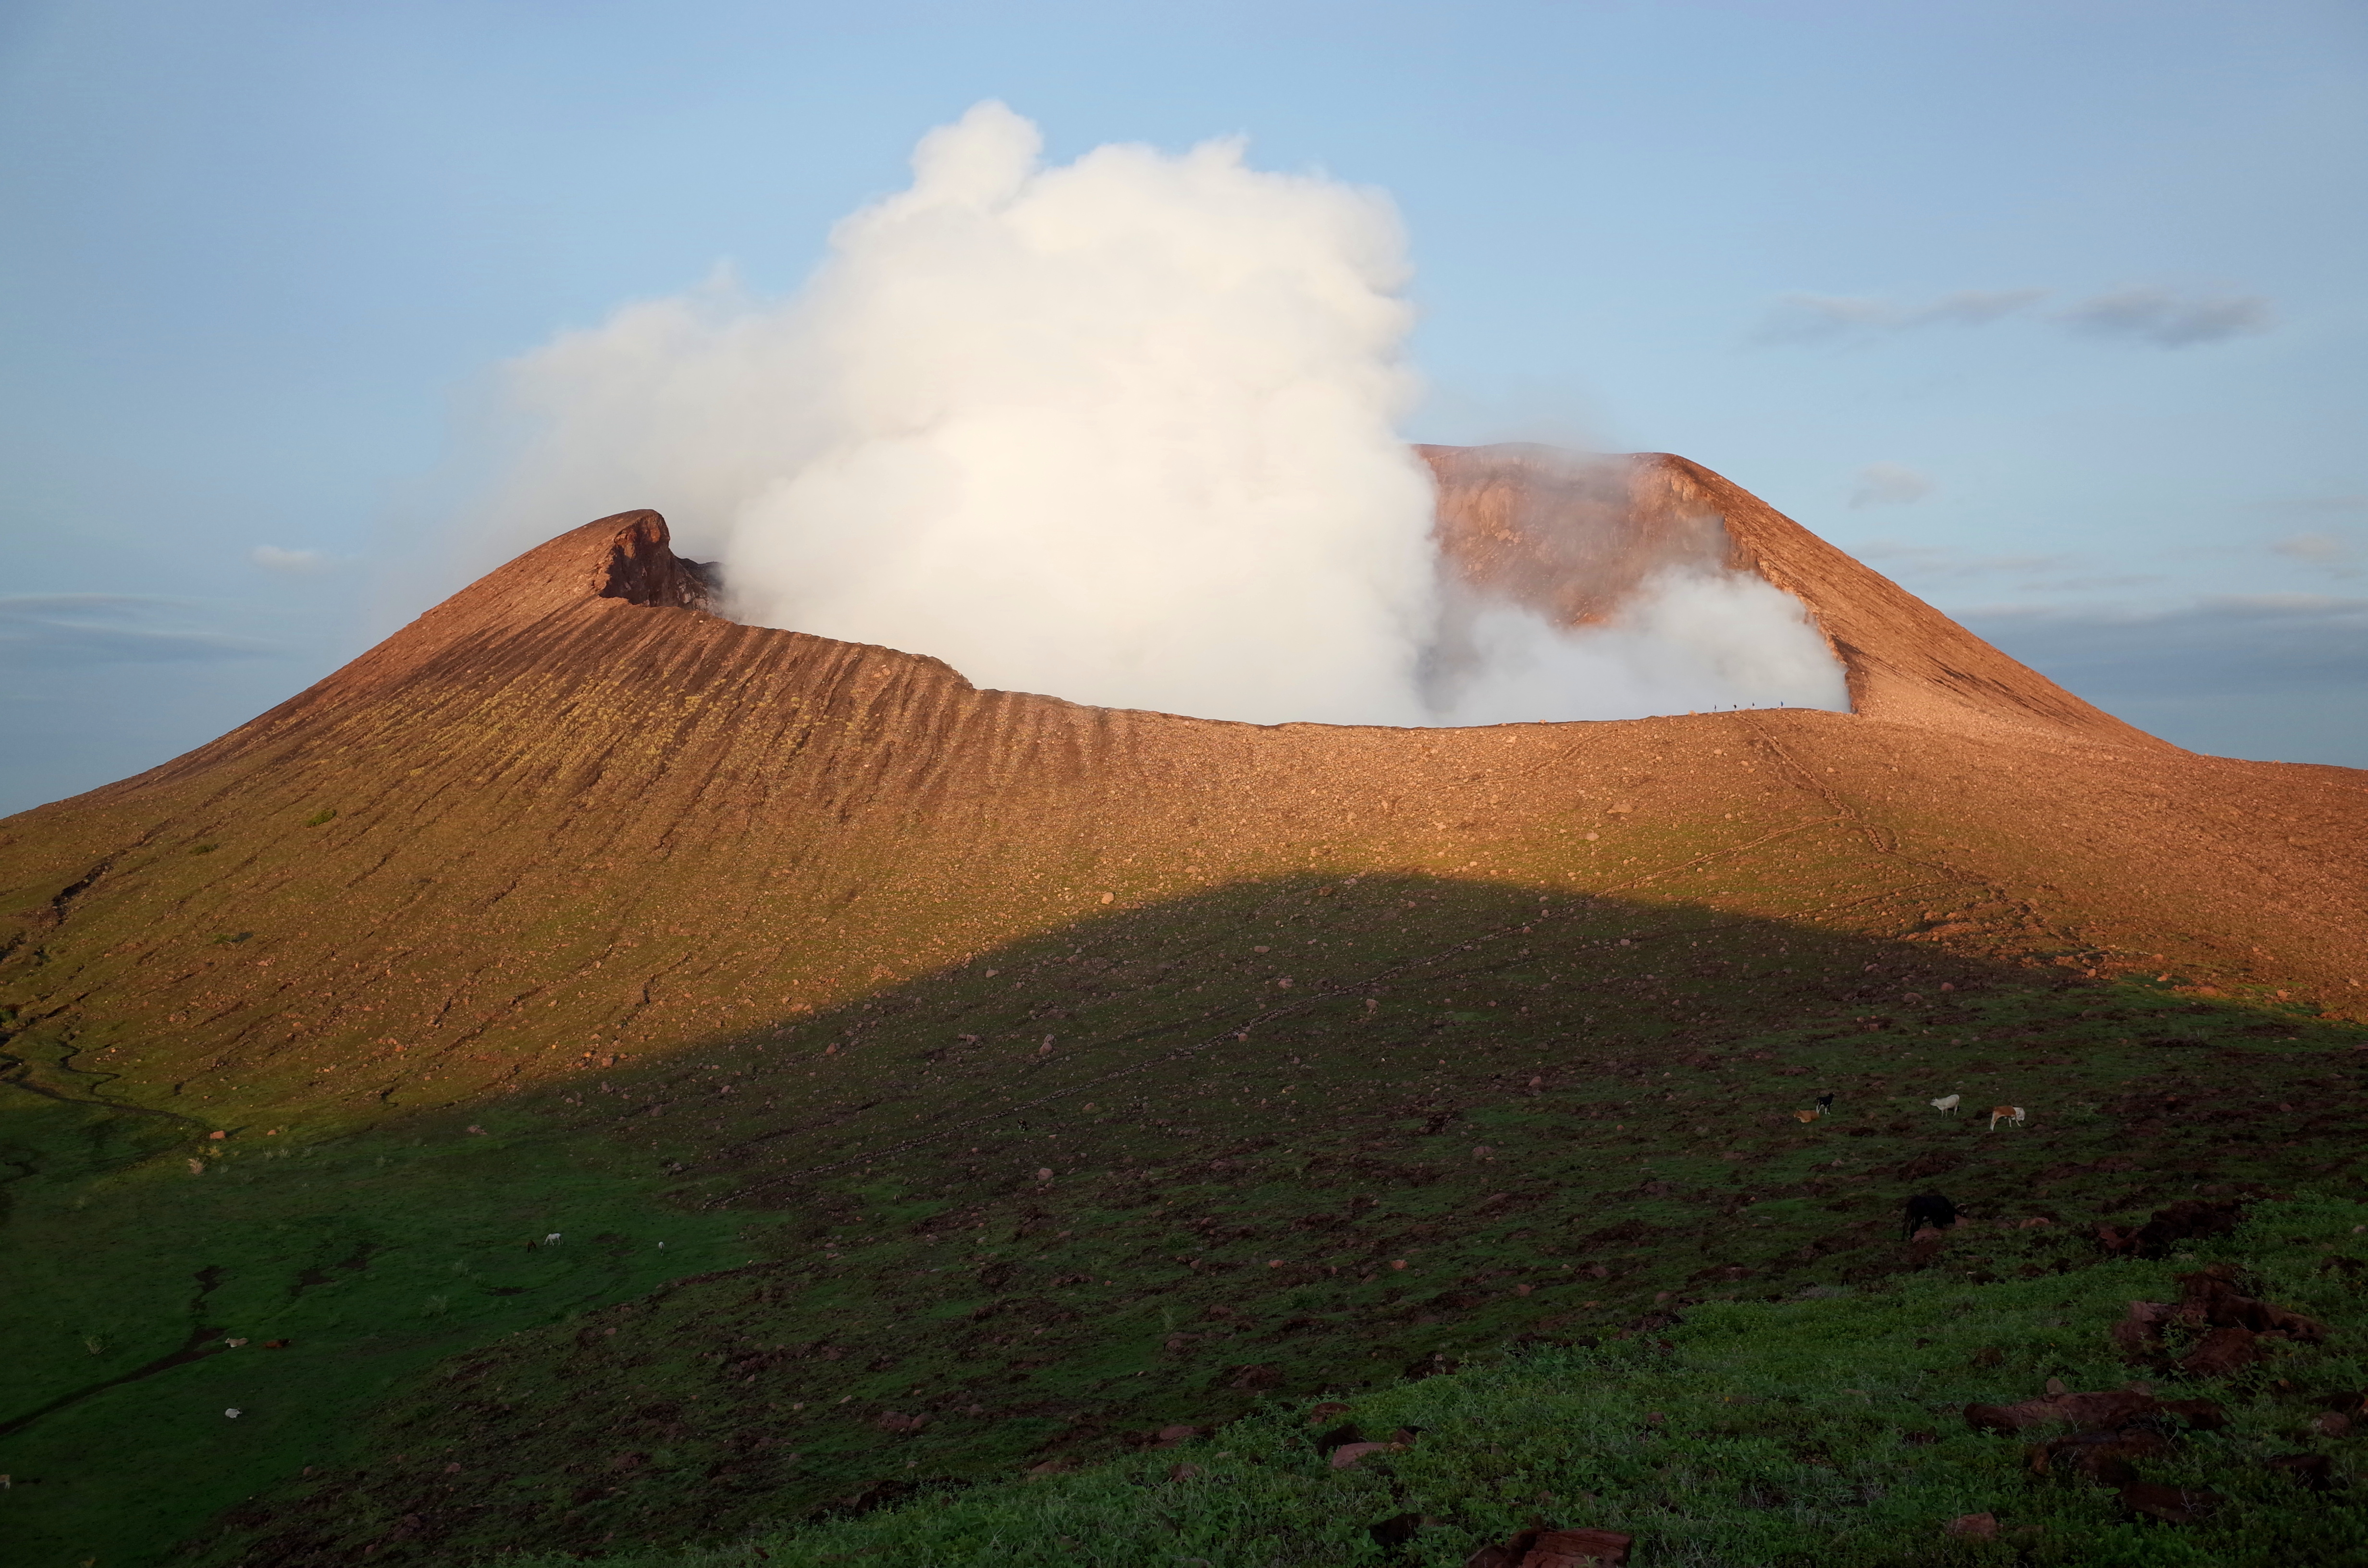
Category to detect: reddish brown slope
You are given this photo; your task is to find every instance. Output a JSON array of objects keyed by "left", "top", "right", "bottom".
[
  {"left": 1421, "top": 443, "right": 2156, "bottom": 742},
  {"left": 0, "top": 458, "right": 2361, "bottom": 1129}
]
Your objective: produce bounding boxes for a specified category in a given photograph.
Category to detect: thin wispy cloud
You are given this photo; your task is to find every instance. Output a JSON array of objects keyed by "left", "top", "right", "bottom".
[
  {"left": 2272, "top": 531, "right": 2362, "bottom": 578},
  {"left": 2058, "top": 288, "right": 2274, "bottom": 348},
  {"left": 1752, "top": 288, "right": 2045, "bottom": 343},
  {"left": 1854, "top": 541, "right": 2161, "bottom": 595},
  {"left": 1753, "top": 285, "right": 2274, "bottom": 349},
  {"left": 250, "top": 545, "right": 334, "bottom": 575},
  {"left": 1848, "top": 462, "right": 1932, "bottom": 509},
  {"left": 1962, "top": 595, "right": 2368, "bottom": 698},
  {"left": 0, "top": 596, "right": 279, "bottom": 668}
]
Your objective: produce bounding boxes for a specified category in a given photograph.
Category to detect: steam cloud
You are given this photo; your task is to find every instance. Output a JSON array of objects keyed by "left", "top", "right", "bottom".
[{"left": 471, "top": 102, "right": 1848, "bottom": 727}]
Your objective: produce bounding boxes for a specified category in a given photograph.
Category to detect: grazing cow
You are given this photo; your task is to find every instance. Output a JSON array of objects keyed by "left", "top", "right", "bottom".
[
  {"left": 1930, "top": 1094, "right": 1961, "bottom": 1114},
  {"left": 1988, "top": 1105, "right": 2025, "bottom": 1131},
  {"left": 1903, "top": 1192, "right": 1958, "bottom": 1240}
]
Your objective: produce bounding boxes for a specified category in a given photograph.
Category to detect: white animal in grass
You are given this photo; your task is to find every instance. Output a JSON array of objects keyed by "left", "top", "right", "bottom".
[
  {"left": 1930, "top": 1094, "right": 1961, "bottom": 1115},
  {"left": 1988, "top": 1105, "right": 2025, "bottom": 1131}
]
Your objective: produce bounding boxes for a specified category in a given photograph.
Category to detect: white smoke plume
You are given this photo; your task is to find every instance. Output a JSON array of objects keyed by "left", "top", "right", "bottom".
[
  {"left": 1429, "top": 571, "right": 1852, "bottom": 726},
  {"left": 468, "top": 102, "right": 1848, "bottom": 726}
]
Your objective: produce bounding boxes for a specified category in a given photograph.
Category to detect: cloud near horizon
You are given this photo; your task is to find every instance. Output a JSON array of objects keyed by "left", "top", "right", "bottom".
[
  {"left": 2269, "top": 531, "right": 2362, "bottom": 578},
  {"left": 1755, "top": 285, "right": 2273, "bottom": 349},
  {"left": 0, "top": 595, "right": 280, "bottom": 668},
  {"left": 1962, "top": 594, "right": 2368, "bottom": 698}
]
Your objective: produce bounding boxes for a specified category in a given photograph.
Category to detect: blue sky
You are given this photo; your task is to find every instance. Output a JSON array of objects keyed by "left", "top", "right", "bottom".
[{"left": 4, "top": 0, "right": 2363, "bottom": 812}]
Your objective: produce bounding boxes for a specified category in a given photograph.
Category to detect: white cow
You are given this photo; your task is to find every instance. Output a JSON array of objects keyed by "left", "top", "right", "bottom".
[{"left": 1930, "top": 1094, "right": 1961, "bottom": 1114}]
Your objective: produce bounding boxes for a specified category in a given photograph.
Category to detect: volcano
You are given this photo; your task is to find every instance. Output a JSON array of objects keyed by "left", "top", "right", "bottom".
[{"left": 1, "top": 449, "right": 2360, "bottom": 1568}]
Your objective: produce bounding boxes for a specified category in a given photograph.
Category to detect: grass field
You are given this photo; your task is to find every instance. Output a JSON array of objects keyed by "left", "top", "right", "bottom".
[
  {"left": 5, "top": 864, "right": 2363, "bottom": 1567},
  {"left": 499, "top": 1192, "right": 2368, "bottom": 1567}
]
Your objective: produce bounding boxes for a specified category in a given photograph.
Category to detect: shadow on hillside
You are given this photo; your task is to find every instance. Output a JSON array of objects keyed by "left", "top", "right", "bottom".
[
  {"left": 553, "top": 870, "right": 2359, "bottom": 1217},
  {"left": 14, "top": 872, "right": 2366, "bottom": 1568}
]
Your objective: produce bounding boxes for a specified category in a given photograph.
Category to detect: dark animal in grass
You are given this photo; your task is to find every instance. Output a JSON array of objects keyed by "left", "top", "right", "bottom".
[
  {"left": 1815, "top": 1092, "right": 1835, "bottom": 1114},
  {"left": 1903, "top": 1192, "right": 1958, "bottom": 1240}
]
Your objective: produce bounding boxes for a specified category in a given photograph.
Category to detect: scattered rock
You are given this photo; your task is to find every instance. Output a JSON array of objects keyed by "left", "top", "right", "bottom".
[
  {"left": 1462, "top": 1526, "right": 1632, "bottom": 1568},
  {"left": 2110, "top": 1263, "right": 2327, "bottom": 1374},
  {"left": 1330, "top": 1441, "right": 1392, "bottom": 1469},
  {"left": 2096, "top": 1199, "right": 2245, "bottom": 1260},
  {"left": 1965, "top": 1387, "right": 2160, "bottom": 1434},
  {"left": 2181, "top": 1325, "right": 2262, "bottom": 1379},
  {"left": 1224, "top": 1363, "right": 1283, "bottom": 1391},
  {"left": 2178, "top": 1264, "right": 2329, "bottom": 1340},
  {"left": 2266, "top": 1452, "right": 2332, "bottom": 1491},
  {"left": 2116, "top": 1482, "right": 2220, "bottom": 1525},
  {"left": 1525, "top": 1528, "right": 1633, "bottom": 1567},
  {"left": 2028, "top": 1423, "right": 2173, "bottom": 1484},
  {"left": 1151, "top": 1423, "right": 1198, "bottom": 1447},
  {"left": 1943, "top": 1513, "right": 1998, "bottom": 1540},
  {"left": 1305, "top": 1402, "right": 1351, "bottom": 1425}
]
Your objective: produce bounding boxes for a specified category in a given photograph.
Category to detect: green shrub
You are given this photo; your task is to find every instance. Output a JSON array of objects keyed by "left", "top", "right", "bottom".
[{"left": 503, "top": 1196, "right": 2367, "bottom": 1568}]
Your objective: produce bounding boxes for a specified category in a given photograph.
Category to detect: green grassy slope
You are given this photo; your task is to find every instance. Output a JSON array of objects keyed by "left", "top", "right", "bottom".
[
  {"left": 4, "top": 864, "right": 2360, "bottom": 1567},
  {"left": 509, "top": 1193, "right": 2368, "bottom": 1568}
]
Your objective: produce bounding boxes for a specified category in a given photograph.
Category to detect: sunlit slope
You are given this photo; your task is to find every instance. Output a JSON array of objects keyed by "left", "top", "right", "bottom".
[
  {"left": 1, "top": 478, "right": 2362, "bottom": 1139},
  {"left": 2, "top": 463, "right": 2365, "bottom": 1568}
]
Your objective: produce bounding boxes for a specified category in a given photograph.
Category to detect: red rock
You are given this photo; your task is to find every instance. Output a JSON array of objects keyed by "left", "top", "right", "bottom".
[
  {"left": 2117, "top": 1483, "right": 2220, "bottom": 1524},
  {"left": 1329, "top": 1441, "right": 1391, "bottom": 1469},
  {"left": 1152, "top": 1423, "right": 1198, "bottom": 1446},
  {"left": 2158, "top": 1398, "right": 2229, "bottom": 1430},
  {"left": 1518, "top": 1528, "right": 1632, "bottom": 1566},
  {"left": 2174, "top": 1265, "right": 2329, "bottom": 1342},
  {"left": 2032, "top": 1425, "right": 2172, "bottom": 1483},
  {"left": 2179, "top": 1325, "right": 2260, "bottom": 1378},
  {"left": 1943, "top": 1514, "right": 1998, "bottom": 1540},
  {"left": 1965, "top": 1388, "right": 2158, "bottom": 1433}
]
